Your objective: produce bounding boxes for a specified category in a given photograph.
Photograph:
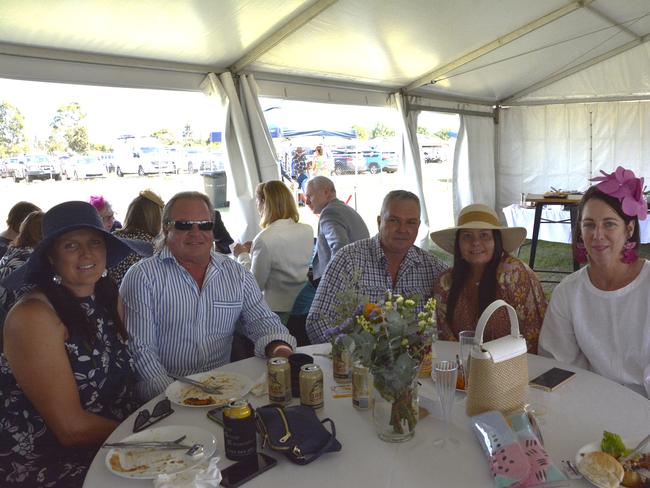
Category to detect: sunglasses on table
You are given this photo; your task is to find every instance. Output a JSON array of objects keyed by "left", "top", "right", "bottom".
[
  {"left": 166, "top": 220, "right": 215, "bottom": 231},
  {"left": 133, "top": 398, "right": 174, "bottom": 433}
]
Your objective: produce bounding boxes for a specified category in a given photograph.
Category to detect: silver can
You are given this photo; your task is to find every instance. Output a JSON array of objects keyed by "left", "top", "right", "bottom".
[
  {"left": 267, "top": 357, "right": 291, "bottom": 405},
  {"left": 299, "top": 364, "right": 324, "bottom": 409},
  {"left": 352, "top": 363, "right": 370, "bottom": 410}
]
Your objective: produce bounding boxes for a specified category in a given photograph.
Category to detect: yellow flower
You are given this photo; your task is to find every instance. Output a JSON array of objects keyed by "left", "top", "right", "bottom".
[{"left": 404, "top": 299, "right": 416, "bottom": 307}]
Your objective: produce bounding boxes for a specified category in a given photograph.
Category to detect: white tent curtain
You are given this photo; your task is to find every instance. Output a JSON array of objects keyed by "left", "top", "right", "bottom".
[
  {"left": 201, "top": 72, "right": 280, "bottom": 241},
  {"left": 452, "top": 113, "right": 496, "bottom": 219},
  {"left": 497, "top": 101, "right": 650, "bottom": 214},
  {"left": 391, "top": 92, "right": 430, "bottom": 247}
]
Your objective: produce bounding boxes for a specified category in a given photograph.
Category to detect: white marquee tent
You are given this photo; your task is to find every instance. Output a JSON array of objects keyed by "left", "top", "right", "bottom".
[{"left": 3, "top": 0, "right": 650, "bottom": 238}]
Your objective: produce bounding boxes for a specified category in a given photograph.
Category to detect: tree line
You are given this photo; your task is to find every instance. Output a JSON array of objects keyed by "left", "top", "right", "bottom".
[{"left": 0, "top": 100, "right": 210, "bottom": 158}]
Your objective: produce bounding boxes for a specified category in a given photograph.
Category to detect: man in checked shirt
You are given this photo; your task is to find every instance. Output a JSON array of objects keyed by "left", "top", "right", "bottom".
[
  {"left": 306, "top": 190, "right": 448, "bottom": 344},
  {"left": 121, "top": 191, "right": 296, "bottom": 402}
]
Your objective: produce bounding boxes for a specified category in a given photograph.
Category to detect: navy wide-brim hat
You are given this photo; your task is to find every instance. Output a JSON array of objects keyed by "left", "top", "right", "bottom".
[{"left": 2, "top": 201, "right": 152, "bottom": 290}]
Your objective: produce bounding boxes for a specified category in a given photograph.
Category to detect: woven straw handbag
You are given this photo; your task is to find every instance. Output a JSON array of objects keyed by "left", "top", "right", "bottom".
[{"left": 465, "top": 299, "right": 529, "bottom": 417}]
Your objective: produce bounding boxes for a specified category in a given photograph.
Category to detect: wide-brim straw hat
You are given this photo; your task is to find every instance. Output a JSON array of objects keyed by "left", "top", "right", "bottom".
[
  {"left": 429, "top": 203, "right": 527, "bottom": 254},
  {"left": 3, "top": 201, "right": 152, "bottom": 290}
]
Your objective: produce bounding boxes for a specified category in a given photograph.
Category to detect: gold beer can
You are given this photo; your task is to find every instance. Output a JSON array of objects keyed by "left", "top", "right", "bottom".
[
  {"left": 267, "top": 357, "right": 291, "bottom": 405},
  {"left": 352, "top": 362, "right": 371, "bottom": 410},
  {"left": 299, "top": 364, "right": 324, "bottom": 409}
]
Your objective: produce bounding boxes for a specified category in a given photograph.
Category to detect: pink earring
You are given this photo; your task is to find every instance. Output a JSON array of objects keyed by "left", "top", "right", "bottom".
[
  {"left": 575, "top": 241, "right": 588, "bottom": 264},
  {"left": 621, "top": 240, "right": 638, "bottom": 264}
]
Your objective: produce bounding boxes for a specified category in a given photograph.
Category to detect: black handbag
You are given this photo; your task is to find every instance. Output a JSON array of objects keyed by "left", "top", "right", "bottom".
[{"left": 255, "top": 405, "right": 342, "bottom": 465}]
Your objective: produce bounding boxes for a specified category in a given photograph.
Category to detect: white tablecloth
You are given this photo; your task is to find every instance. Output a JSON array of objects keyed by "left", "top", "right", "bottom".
[
  {"left": 503, "top": 203, "right": 650, "bottom": 243},
  {"left": 84, "top": 342, "right": 650, "bottom": 487}
]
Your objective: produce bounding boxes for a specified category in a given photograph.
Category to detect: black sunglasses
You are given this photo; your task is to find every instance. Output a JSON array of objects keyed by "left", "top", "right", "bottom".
[
  {"left": 133, "top": 398, "right": 174, "bottom": 433},
  {"left": 166, "top": 220, "right": 215, "bottom": 231}
]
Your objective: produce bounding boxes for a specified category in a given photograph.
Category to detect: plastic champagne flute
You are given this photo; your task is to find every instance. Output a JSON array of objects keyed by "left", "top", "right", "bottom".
[{"left": 433, "top": 360, "right": 459, "bottom": 448}]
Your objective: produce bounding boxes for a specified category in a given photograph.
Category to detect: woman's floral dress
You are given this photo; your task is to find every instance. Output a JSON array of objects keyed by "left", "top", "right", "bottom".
[
  {"left": 0, "top": 296, "right": 136, "bottom": 487},
  {"left": 433, "top": 254, "right": 547, "bottom": 353}
]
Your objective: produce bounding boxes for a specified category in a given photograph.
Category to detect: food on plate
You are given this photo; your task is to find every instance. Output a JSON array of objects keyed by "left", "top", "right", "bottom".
[
  {"left": 602, "top": 431, "right": 632, "bottom": 459},
  {"left": 578, "top": 451, "right": 624, "bottom": 488},
  {"left": 622, "top": 470, "right": 642, "bottom": 488},
  {"left": 543, "top": 191, "right": 569, "bottom": 198},
  {"left": 179, "top": 372, "right": 248, "bottom": 406},
  {"left": 109, "top": 449, "right": 186, "bottom": 474}
]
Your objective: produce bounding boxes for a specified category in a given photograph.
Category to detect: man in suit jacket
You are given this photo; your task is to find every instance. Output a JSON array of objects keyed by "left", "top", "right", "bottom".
[{"left": 305, "top": 176, "right": 370, "bottom": 283}]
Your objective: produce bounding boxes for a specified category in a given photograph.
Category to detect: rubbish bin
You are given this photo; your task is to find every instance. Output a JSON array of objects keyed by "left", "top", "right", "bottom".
[{"left": 202, "top": 171, "right": 229, "bottom": 208}]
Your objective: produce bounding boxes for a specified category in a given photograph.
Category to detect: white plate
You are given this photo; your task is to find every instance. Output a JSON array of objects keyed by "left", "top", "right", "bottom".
[
  {"left": 575, "top": 438, "right": 646, "bottom": 487},
  {"left": 165, "top": 370, "right": 253, "bottom": 408},
  {"left": 105, "top": 425, "right": 216, "bottom": 479}
]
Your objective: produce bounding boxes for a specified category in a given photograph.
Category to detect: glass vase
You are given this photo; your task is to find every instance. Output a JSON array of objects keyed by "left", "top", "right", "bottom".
[{"left": 371, "top": 377, "right": 419, "bottom": 442}]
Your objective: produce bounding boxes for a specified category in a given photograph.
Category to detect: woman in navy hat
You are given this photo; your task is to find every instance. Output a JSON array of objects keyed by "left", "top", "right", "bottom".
[{"left": 0, "top": 201, "right": 141, "bottom": 486}]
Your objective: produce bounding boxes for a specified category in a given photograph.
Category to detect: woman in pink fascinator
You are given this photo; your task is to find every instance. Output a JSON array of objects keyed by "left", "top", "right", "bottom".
[{"left": 539, "top": 166, "right": 650, "bottom": 397}]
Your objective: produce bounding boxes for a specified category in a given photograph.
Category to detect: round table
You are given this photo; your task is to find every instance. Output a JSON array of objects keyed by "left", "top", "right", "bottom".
[{"left": 84, "top": 342, "right": 650, "bottom": 487}]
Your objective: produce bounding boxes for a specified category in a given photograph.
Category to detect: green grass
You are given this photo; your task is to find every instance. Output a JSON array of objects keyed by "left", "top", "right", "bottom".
[{"left": 429, "top": 240, "right": 650, "bottom": 298}]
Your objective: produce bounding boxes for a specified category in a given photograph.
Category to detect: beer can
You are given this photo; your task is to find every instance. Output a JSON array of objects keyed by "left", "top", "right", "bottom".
[
  {"left": 352, "top": 363, "right": 370, "bottom": 410},
  {"left": 332, "top": 343, "right": 352, "bottom": 384},
  {"left": 299, "top": 364, "right": 324, "bottom": 409},
  {"left": 267, "top": 357, "right": 291, "bottom": 405},
  {"left": 223, "top": 400, "right": 257, "bottom": 460}
]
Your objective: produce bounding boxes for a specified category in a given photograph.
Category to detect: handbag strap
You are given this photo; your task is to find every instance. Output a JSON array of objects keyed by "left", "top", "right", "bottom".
[
  {"left": 474, "top": 299, "right": 520, "bottom": 346},
  {"left": 294, "top": 418, "right": 337, "bottom": 465}
]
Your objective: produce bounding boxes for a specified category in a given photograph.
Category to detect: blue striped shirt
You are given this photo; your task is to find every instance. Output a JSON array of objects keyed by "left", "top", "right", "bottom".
[
  {"left": 120, "top": 247, "right": 296, "bottom": 402},
  {"left": 306, "top": 235, "right": 448, "bottom": 344}
]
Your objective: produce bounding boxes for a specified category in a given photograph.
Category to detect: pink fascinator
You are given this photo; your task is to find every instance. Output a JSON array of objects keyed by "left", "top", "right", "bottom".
[
  {"left": 590, "top": 166, "right": 647, "bottom": 221},
  {"left": 89, "top": 195, "right": 107, "bottom": 211}
]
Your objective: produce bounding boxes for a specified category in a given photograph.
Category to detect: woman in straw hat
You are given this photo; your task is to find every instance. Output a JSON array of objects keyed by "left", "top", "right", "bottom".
[
  {"left": 0, "top": 201, "right": 143, "bottom": 486},
  {"left": 109, "top": 189, "right": 163, "bottom": 286},
  {"left": 540, "top": 167, "right": 650, "bottom": 396},
  {"left": 430, "top": 203, "right": 546, "bottom": 353}
]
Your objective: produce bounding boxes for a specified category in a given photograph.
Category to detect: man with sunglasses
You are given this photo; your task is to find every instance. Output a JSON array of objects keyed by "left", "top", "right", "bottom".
[{"left": 120, "top": 191, "right": 296, "bottom": 402}]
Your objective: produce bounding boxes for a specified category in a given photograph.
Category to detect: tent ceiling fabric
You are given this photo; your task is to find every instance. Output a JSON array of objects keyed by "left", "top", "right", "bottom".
[{"left": 0, "top": 0, "right": 650, "bottom": 105}]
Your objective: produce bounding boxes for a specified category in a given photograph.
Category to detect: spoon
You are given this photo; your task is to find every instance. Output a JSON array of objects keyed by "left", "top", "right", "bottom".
[{"left": 185, "top": 443, "right": 205, "bottom": 458}]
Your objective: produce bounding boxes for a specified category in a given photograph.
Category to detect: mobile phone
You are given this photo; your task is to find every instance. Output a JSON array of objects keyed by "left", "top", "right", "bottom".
[
  {"left": 207, "top": 406, "right": 226, "bottom": 426},
  {"left": 220, "top": 453, "right": 277, "bottom": 488},
  {"left": 529, "top": 367, "right": 576, "bottom": 391}
]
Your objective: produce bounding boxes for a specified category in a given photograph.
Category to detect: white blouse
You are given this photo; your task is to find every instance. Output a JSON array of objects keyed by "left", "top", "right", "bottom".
[{"left": 539, "top": 260, "right": 650, "bottom": 398}]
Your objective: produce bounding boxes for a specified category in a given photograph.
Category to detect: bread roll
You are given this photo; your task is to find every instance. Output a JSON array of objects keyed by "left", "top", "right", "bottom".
[{"left": 578, "top": 451, "right": 624, "bottom": 488}]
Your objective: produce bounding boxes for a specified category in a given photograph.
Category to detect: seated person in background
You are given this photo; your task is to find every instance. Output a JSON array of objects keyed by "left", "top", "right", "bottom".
[
  {"left": 233, "top": 180, "right": 313, "bottom": 324},
  {"left": 540, "top": 166, "right": 650, "bottom": 397},
  {"left": 0, "top": 201, "right": 139, "bottom": 487},
  {"left": 109, "top": 189, "right": 164, "bottom": 286},
  {"left": 430, "top": 204, "right": 546, "bottom": 353},
  {"left": 305, "top": 176, "right": 370, "bottom": 284},
  {"left": 90, "top": 195, "right": 122, "bottom": 232},
  {"left": 0, "top": 201, "right": 41, "bottom": 259},
  {"left": 0, "top": 210, "right": 44, "bottom": 333},
  {"left": 213, "top": 209, "right": 234, "bottom": 254},
  {"left": 121, "top": 191, "right": 297, "bottom": 402},
  {"left": 306, "top": 190, "right": 447, "bottom": 344}
]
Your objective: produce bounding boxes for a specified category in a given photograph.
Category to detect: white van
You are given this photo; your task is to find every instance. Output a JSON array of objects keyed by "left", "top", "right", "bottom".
[{"left": 114, "top": 136, "right": 176, "bottom": 177}]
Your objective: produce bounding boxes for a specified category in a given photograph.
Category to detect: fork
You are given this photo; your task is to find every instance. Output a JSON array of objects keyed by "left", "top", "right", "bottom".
[
  {"left": 103, "top": 434, "right": 187, "bottom": 449},
  {"left": 168, "top": 374, "right": 224, "bottom": 394},
  {"left": 561, "top": 459, "right": 581, "bottom": 479}
]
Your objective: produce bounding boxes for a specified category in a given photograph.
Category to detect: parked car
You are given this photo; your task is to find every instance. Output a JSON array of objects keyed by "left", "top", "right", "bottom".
[
  {"left": 331, "top": 147, "right": 366, "bottom": 175},
  {"left": 114, "top": 136, "right": 176, "bottom": 176},
  {"left": 11, "top": 154, "right": 61, "bottom": 182},
  {"left": 63, "top": 155, "right": 107, "bottom": 180},
  {"left": 200, "top": 151, "right": 226, "bottom": 173},
  {"left": 180, "top": 147, "right": 213, "bottom": 173}
]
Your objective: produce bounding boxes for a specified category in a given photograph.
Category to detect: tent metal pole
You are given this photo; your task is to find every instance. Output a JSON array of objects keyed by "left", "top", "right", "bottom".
[
  {"left": 403, "top": 0, "right": 594, "bottom": 92},
  {"left": 409, "top": 103, "right": 494, "bottom": 119}
]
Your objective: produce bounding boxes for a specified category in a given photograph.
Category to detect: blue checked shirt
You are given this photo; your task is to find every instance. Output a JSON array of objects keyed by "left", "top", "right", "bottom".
[
  {"left": 120, "top": 247, "right": 296, "bottom": 402},
  {"left": 306, "top": 235, "right": 448, "bottom": 344}
]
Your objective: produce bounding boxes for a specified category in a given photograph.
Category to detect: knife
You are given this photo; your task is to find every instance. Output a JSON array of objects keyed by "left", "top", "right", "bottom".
[{"left": 168, "top": 374, "right": 224, "bottom": 394}]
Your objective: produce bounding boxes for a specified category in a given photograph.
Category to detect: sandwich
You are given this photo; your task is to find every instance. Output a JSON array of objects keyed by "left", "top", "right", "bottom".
[{"left": 578, "top": 451, "right": 624, "bottom": 488}]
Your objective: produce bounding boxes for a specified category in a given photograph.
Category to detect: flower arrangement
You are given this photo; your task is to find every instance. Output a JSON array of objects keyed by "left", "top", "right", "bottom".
[{"left": 326, "top": 292, "right": 437, "bottom": 438}]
